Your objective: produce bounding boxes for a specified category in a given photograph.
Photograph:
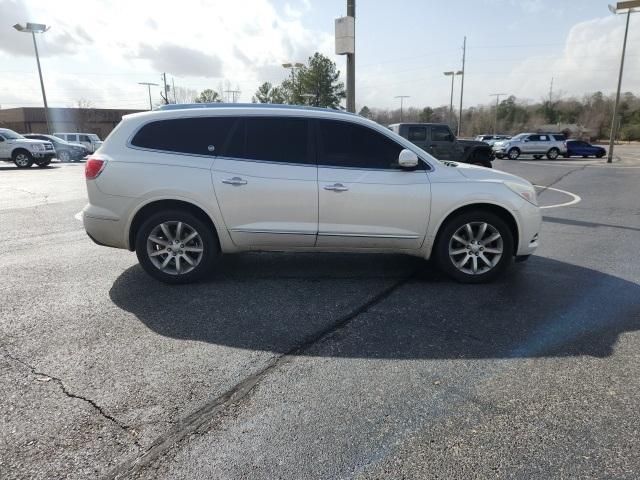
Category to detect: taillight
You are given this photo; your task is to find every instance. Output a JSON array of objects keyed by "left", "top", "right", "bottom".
[{"left": 85, "top": 158, "right": 105, "bottom": 179}]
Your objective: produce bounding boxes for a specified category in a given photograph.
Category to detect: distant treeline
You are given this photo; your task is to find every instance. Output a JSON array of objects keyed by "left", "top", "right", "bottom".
[{"left": 359, "top": 91, "right": 640, "bottom": 141}]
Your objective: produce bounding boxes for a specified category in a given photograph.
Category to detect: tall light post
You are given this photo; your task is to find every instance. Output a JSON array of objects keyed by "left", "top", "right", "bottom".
[
  {"left": 282, "top": 62, "right": 304, "bottom": 104},
  {"left": 607, "top": 1, "right": 639, "bottom": 163},
  {"left": 458, "top": 36, "right": 467, "bottom": 137},
  {"left": 489, "top": 93, "right": 508, "bottom": 136},
  {"left": 395, "top": 95, "right": 410, "bottom": 122},
  {"left": 13, "top": 22, "right": 51, "bottom": 133},
  {"left": 444, "top": 71, "right": 463, "bottom": 127},
  {"left": 138, "top": 82, "right": 158, "bottom": 110}
]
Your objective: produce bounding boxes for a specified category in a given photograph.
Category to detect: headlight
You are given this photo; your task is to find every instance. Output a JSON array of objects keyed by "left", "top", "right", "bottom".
[{"left": 505, "top": 181, "right": 538, "bottom": 206}]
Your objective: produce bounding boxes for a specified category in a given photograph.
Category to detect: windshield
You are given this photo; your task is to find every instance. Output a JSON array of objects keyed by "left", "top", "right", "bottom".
[
  {"left": 1, "top": 130, "right": 24, "bottom": 140},
  {"left": 510, "top": 134, "right": 527, "bottom": 141},
  {"left": 88, "top": 134, "right": 101, "bottom": 141}
]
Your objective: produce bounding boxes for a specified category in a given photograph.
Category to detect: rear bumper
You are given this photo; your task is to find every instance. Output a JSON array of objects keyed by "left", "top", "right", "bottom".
[{"left": 82, "top": 206, "right": 128, "bottom": 249}]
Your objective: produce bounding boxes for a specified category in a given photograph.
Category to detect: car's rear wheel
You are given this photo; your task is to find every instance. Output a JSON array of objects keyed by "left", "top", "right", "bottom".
[
  {"left": 13, "top": 150, "right": 33, "bottom": 168},
  {"left": 435, "top": 211, "right": 514, "bottom": 283},
  {"left": 135, "top": 210, "right": 218, "bottom": 284},
  {"left": 547, "top": 148, "right": 560, "bottom": 160},
  {"left": 507, "top": 148, "right": 520, "bottom": 160}
]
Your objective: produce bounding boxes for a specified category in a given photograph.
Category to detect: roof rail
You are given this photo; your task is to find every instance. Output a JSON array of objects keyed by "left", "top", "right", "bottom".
[{"left": 155, "top": 102, "right": 354, "bottom": 115}]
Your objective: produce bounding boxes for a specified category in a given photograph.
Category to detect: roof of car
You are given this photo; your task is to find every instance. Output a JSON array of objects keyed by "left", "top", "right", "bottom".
[{"left": 155, "top": 103, "right": 355, "bottom": 116}]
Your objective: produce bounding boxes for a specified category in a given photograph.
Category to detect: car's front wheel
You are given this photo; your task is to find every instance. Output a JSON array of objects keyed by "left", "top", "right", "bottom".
[
  {"left": 13, "top": 150, "right": 34, "bottom": 168},
  {"left": 435, "top": 211, "right": 514, "bottom": 283},
  {"left": 507, "top": 148, "right": 520, "bottom": 160},
  {"left": 135, "top": 210, "right": 218, "bottom": 284}
]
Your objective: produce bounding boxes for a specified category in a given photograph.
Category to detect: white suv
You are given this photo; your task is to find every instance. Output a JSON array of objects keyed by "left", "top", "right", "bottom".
[
  {"left": 493, "top": 133, "right": 567, "bottom": 160},
  {"left": 0, "top": 128, "right": 56, "bottom": 168},
  {"left": 82, "top": 105, "right": 541, "bottom": 284}
]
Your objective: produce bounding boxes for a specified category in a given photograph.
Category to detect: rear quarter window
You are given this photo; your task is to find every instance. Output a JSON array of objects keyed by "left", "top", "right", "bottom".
[{"left": 131, "top": 117, "right": 237, "bottom": 155}]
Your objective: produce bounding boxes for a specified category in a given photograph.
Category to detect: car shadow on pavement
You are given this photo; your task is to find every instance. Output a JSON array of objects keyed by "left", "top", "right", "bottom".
[
  {"left": 109, "top": 254, "right": 639, "bottom": 360},
  {"left": 0, "top": 165, "right": 61, "bottom": 171}
]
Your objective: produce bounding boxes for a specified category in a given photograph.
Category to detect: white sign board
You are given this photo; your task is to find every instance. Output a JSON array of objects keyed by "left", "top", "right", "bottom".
[{"left": 335, "top": 16, "right": 355, "bottom": 55}]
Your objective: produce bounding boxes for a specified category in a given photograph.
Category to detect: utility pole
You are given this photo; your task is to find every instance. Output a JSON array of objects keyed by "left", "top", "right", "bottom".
[
  {"left": 346, "top": 0, "right": 356, "bottom": 112},
  {"left": 489, "top": 93, "right": 508, "bottom": 135},
  {"left": 458, "top": 36, "right": 466, "bottom": 137},
  {"left": 607, "top": 1, "right": 639, "bottom": 163},
  {"left": 160, "top": 73, "right": 170, "bottom": 104},
  {"left": 138, "top": 82, "right": 158, "bottom": 110},
  {"left": 395, "top": 95, "right": 410, "bottom": 122}
]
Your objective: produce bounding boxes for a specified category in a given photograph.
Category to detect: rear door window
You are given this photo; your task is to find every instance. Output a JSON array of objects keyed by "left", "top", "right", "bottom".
[
  {"left": 131, "top": 117, "right": 237, "bottom": 155},
  {"left": 244, "top": 117, "right": 311, "bottom": 164},
  {"left": 67, "top": 134, "right": 78, "bottom": 142}
]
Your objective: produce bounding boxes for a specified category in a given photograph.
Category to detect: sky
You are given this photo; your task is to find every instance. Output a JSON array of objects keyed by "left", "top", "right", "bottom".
[{"left": 0, "top": 0, "right": 639, "bottom": 112}]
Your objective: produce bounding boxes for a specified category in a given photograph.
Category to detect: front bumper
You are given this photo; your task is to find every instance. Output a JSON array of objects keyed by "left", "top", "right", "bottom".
[{"left": 514, "top": 200, "right": 542, "bottom": 257}]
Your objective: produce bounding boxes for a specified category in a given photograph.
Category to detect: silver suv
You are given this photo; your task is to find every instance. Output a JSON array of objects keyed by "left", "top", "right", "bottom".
[{"left": 493, "top": 133, "right": 567, "bottom": 160}]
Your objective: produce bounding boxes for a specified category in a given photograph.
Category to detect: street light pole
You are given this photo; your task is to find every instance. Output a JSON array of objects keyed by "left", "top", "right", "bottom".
[
  {"left": 138, "top": 82, "right": 158, "bottom": 110},
  {"left": 395, "top": 95, "right": 410, "bottom": 122},
  {"left": 607, "top": 1, "right": 639, "bottom": 163},
  {"left": 14, "top": 23, "right": 51, "bottom": 133},
  {"left": 489, "top": 93, "right": 508, "bottom": 136},
  {"left": 444, "top": 71, "right": 462, "bottom": 128},
  {"left": 346, "top": 0, "right": 356, "bottom": 113},
  {"left": 282, "top": 62, "right": 304, "bottom": 104}
]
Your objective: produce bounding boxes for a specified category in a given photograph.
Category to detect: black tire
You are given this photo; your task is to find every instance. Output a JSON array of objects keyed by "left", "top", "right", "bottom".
[
  {"left": 547, "top": 148, "right": 560, "bottom": 160},
  {"left": 35, "top": 158, "right": 52, "bottom": 167},
  {"left": 135, "top": 209, "right": 218, "bottom": 284},
  {"left": 12, "top": 150, "right": 34, "bottom": 168},
  {"left": 507, "top": 148, "right": 520, "bottom": 160},
  {"left": 596, "top": 153, "right": 605, "bottom": 158},
  {"left": 434, "top": 210, "right": 514, "bottom": 284},
  {"left": 58, "top": 150, "right": 71, "bottom": 162}
]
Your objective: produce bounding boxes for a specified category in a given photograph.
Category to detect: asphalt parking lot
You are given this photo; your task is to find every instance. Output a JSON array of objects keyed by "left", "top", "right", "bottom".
[{"left": 1, "top": 146, "right": 639, "bottom": 479}]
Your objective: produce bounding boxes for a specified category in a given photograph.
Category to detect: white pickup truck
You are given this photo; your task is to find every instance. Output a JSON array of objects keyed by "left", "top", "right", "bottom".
[{"left": 0, "top": 128, "right": 56, "bottom": 168}]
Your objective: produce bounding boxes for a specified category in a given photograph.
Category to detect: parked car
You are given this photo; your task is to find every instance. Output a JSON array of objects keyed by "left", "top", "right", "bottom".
[
  {"left": 389, "top": 123, "right": 494, "bottom": 168},
  {"left": 83, "top": 104, "right": 541, "bottom": 284},
  {"left": 0, "top": 128, "right": 55, "bottom": 168},
  {"left": 54, "top": 132, "right": 103, "bottom": 153},
  {"left": 493, "top": 133, "right": 567, "bottom": 160},
  {"left": 24, "top": 134, "right": 87, "bottom": 162},
  {"left": 564, "top": 140, "right": 606, "bottom": 158},
  {"left": 474, "top": 134, "right": 511, "bottom": 146}
]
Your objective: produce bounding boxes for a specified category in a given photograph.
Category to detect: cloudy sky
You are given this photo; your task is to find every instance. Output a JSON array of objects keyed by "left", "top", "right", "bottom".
[{"left": 0, "top": 0, "right": 638, "bottom": 111}]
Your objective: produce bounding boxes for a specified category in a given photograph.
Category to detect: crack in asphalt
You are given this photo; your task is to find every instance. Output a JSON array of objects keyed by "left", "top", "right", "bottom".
[
  {"left": 535, "top": 165, "right": 587, "bottom": 198},
  {"left": 106, "top": 272, "right": 417, "bottom": 480},
  {"left": 1, "top": 349, "right": 142, "bottom": 450}
]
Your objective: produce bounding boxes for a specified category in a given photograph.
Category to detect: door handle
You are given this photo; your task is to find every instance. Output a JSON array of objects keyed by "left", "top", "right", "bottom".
[
  {"left": 222, "top": 177, "right": 247, "bottom": 186},
  {"left": 324, "top": 183, "right": 349, "bottom": 192}
]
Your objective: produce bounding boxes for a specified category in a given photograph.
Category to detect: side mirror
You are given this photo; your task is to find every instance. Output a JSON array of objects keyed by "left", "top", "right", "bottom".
[{"left": 398, "top": 149, "right": 419, "bottom": 169}]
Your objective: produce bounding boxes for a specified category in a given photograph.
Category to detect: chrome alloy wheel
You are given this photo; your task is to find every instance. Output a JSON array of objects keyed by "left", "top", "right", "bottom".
[
  {"left": 448, "top": 222, "right": 504, "bottom": 275},
  {"left": 15, "top": 153, "right": 31, "bottom": 167},
  {"left": 146, "top": 221, "right": 204, "bottom": 275}
]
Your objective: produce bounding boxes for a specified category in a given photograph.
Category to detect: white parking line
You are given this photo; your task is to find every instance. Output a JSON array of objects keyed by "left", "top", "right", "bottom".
[{"left": 534, "top": 185, "right": 582, "bottom": 209}]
